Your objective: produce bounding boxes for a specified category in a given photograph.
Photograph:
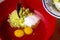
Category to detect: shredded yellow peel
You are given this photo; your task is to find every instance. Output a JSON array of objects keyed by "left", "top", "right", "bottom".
[
  {"left": 24, "top": 27, "right": 33, "bottom": 35},
  {"left": 14, "top": 29, "right": 24, "bottom": 38},
  {"left": 8, "top": 10, "right": 24, "bottom": 28}
]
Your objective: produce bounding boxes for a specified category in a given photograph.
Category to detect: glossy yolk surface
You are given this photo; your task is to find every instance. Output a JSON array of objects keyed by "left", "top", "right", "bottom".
[
  {"left": 24, "top": 27, "right": 33, "bottom": 35},
  {"left": 14, "top": 29, "right": 24, "bottom": 38}
]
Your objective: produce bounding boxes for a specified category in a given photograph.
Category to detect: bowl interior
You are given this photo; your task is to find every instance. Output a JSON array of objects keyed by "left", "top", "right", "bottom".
[
  {"left": 0, "top": 1, "right": 47, "bottom": 39},
  {"left": 0, "top": 0, "right": 56, "bottom": 40}
]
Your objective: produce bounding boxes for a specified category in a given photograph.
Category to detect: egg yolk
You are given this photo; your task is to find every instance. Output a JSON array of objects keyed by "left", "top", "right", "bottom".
[
  {"left": 14, "top": 29, "right": 24, "bottom": 38},
  {"left": 24, "top": 27, "right": 33, "bottom": 35}
]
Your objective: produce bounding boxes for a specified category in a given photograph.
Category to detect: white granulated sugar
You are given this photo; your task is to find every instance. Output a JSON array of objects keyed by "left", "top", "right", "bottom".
[
  {"left": 24, "top": 15, "right": 40, "bottom": 27},
  {"left": 0, "top": 0, "right": 4, "bottom": 3}
]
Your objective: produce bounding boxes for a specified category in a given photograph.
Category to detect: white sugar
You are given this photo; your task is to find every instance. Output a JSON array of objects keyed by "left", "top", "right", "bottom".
[{"left": 24, "top": 15, "right": 40, "bottom": 27}]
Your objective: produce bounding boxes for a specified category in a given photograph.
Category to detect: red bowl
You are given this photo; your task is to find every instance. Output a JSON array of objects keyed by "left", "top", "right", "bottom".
[{"left": 0, "top": 0, "right": 56, "bottom": 40}]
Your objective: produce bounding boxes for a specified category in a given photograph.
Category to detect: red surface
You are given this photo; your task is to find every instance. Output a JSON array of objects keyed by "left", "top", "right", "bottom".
[{"left": 0, "top": 0, "right": 56, "bottom": 40}]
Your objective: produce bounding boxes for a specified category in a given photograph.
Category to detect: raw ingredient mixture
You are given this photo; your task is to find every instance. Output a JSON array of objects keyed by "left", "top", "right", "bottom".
[{"left": 7, "top": 7, "right": 40, "bottom": 38}]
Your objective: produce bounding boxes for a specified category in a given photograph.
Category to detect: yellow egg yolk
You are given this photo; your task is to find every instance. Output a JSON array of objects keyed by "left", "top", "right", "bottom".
[
  {"left": 24, "top": 27, "right": 33, "bottom": 35},
  {"left": 14, "top": 29, "right": 24, "bottom": 38}
]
